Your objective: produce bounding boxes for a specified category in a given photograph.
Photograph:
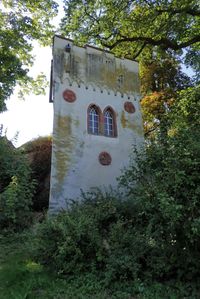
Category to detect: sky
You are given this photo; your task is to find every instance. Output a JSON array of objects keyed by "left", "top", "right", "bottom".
[
  {"left": 0, "top": 46, "right": 53, "bottom": 147},
  {"left": 1, "top": 49, "right": 193, "bottom": 148},
  {"left": 0, "top": 2, "right": 195, "bottom": 148},
  {"left": 0, "top": 1, "right": 64, "bottom": 148}
]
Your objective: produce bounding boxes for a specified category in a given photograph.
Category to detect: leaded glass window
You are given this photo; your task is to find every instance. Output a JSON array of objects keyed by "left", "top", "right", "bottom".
[
  {"left": 104, "top": 110, "right": 113, "bottom": 137},
  {"left": 88, "top": 107, "right": 99, "bottom": 134}
]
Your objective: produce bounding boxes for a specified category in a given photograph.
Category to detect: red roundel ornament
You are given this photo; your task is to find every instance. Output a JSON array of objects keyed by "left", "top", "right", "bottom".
[
  {"left": 63, "top": 89, "right": 76, "bottom": 103},
  {"left": 124, "top": 101, "right": 136, "bottom": 113},
  {"left": 99, "top": 152, "right": 112, "bottom": 166}
]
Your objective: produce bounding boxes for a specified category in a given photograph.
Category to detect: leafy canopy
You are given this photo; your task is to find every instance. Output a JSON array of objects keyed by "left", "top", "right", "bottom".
[
  {"left": 0, "top": 0, "right": 58, "bottom": 112},
  {"left": 61, "top": 0, "right": 200, "bottom": 73},
  {"left": 35, "top": 83, "right": 200, "bottom": 283},
  {"left": 0, "top": 133, "right": 35, "bottom": 231},
  {"left": 60, "top": 0, "right": 199, "bottom": 137},
  {"left": 139, "top": 49, "right": 193, "bottom": 136}
]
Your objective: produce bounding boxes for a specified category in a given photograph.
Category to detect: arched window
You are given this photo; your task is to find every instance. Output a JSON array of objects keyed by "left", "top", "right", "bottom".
[
  {"left": 88, "top": 106, "right": 100, "bottom": 135},
  {"left": 104, "top": 108, "right": 116, "bottom": 137},
  {"left": 87, "top": 105, "right": 117, "bottom": 137}
]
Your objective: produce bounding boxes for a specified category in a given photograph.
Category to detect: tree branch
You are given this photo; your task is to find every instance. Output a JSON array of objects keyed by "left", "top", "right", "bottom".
[
  {"left": 144, "top": 123, "right": 160, "bottom": 137},
  {"left": 83, "top": 6, "right": 99, "bottom": 24},
  {"left": 156, "top": 8, "right": 200, "bottom": 17},
  {"left": 131, "top": 42, "right": 147, "bottom": 59},
  {"left": 141, "top": 0, "right": 200, "bottom": 16},
  {"left": 102, "top": 35, "right": 200, "bottom": 51}
]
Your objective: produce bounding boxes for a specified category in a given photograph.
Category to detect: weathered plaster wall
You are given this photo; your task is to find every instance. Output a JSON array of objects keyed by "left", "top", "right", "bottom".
[{"left": 49, "top": 35, "right": 144, "bottom": 212}]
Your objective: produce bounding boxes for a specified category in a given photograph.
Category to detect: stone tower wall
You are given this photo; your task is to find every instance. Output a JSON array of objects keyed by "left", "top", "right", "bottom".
[{"left": 49, "top": 35, "right": 144, "bottom": 212}]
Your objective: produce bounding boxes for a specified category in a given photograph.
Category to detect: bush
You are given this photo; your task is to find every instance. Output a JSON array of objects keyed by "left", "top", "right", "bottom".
[
  {"left": 0, "top": 136, "right": 35, "bottom": 231},
  {"left": 118, "top": 86, "right": 200, "bottom": 282},
  {"left": 34, "top": 191, "right": 151, "bottom": 283},
  {"left": 34, "top": 180, "right": 200, "bottom": 289},
  {"left": 33, "top": 86, "right": 200, "bottom": 296},
  {"left": 119, "top": 140, "right": 200, "bottom": 281},
  {"left": 34, "top": 85, "right": 200, "bottom": 286},
  {"left": 21, "top": 136, "right": 52, "bottom": 211}
]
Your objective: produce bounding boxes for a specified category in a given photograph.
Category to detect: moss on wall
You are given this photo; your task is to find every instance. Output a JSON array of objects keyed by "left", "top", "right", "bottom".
[
  {"left": 53, "top": 114, "right": 76, "bottom": 192},
  {"left": 121, "top": 111, "right": 143, "bottom": 136},
  {"left": 63, "top": 51, "right": 140, "bottom": 94},
  {"left": 87, "top": 60, "right": 139, "bottom": 94}
]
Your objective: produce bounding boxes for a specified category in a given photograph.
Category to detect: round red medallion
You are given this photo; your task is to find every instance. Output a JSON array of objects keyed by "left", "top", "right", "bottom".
[
  {"left": 63, "top": 89, "right": 76, "bottom": 103},
  {"left": 99, "top": 152, "right": 112, "bottom": 166},
  {"left": 124, "top": 101, "right": 136, "bottom": 113}
]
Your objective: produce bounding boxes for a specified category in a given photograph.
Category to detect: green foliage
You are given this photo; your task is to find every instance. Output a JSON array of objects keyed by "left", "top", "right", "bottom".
[
  {"left": 0, "top": 166, "right": 35, "bottom": 231},
  {"left": 0, "top": 136, "right": 35, "bottom": 231},
  {"left": 22, "top": 136, "right": 52, "bottom": 211},
  {"left": 0, "top": 136, "right": 17, "bottom": 192},
  {"left": 33, "top": 189, "right": 200, "bottom": 297},
  {"left": 61, "top": 0, "right": 197, "bottom": 137},
  {"left": 140, "top": 51, "right": 192, "bottom": 96},
  {"left": 34, "top": 190, "right": 156, "bottom": 284},
  {"left": 34, "top": 191, "right": 124, "bottom": 277},
  {"left": 172, "top": 84, "right": 200, "bottom": 128},
  {"left": 1, "top": 231, "right": 200, "bottom": 299},
  {"left": 119, "top": 84, "right": 200, "bottom": 282},
  {"left": 0, "top": 0, "right": 58, "bottom": 111},
  {"left": 34, "top": 84, "right": 200, "bottom": 295},
  {"left": 61, "top": 0, "right": 200, "bottom": 75}
]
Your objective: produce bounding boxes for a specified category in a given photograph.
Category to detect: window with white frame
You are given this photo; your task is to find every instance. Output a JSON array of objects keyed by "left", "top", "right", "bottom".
[
  {"left": 104, "top": 109, "right": 114, "bottom": 137},
  {"left": 88, "top": 106, "right": 99, "bottom": 135},
  {"left": 87, "top": 105, "right": 117, "bottom": 137}
]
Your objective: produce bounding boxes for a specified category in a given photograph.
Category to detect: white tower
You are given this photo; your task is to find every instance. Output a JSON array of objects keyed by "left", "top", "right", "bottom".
[{"left": 49, "top": 35, "right": 144, "bottom": 212}]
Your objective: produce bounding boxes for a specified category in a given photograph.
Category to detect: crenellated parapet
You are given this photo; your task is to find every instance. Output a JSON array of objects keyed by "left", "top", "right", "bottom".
[{"left": 52, "top": 35, "right": 140, "bottom": 98}]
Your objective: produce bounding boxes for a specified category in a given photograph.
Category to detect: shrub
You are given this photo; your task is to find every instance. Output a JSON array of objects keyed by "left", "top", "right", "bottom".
[
  {"left": 34, "top": 129, "right": 200, "bottom": 284},
  {"left": 119, "top": 93, "right": 200, "bottom": 282},
  {"left": 34, "top": 128, "right": 200, "bottom": 286},
  {"left": 34, "top": 191, "right": 152, "bottom": 283},
  {"left": 34, "top": 85, "right": 200, "bottom": 291},
  {"left": 0, "top": 136, "right": 35, "bottom": 231},
  {"left": 21, "top": 136, "right": 52, "bottom": 211}
]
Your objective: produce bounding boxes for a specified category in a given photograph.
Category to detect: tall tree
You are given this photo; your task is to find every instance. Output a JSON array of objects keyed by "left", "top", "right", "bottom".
[
  {"left": 61, "top": 0, "right": 198, "bottom": 136},
  {"left": 118, "top": 84, "right": 200, "bottom": 282},
  {"left": 61, "top": 0, "right": 199, "bottom": 74},
  {"left": 0, "top": 0, "right": 59, "bottom": 112},
  {"left": 139, "top": 49, "right": 192, "bottom": 136}
]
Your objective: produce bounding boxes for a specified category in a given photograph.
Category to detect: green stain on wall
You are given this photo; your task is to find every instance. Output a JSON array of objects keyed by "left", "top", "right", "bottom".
[
  {"left": 73, "top": 118, "right": 80, "bottom": 127},
  {"left": 69, "top": 52, "right": 140, "bottom": 94},
  {"left": 121, "top": 111, "right": 143, "bottom": 136},
  {"left": 121, "top": 111, "right": 127, "bottom": 129},
  {"left": 53, "top": 114, "right": 76, "bottom": 192},
  {"left": 90, "top": 64, "right": 139, "bottom": 94}
]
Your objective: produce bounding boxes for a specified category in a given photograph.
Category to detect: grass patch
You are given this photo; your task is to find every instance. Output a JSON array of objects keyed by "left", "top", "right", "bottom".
[
  {"left": 0, "top": 231, "right": 126, "bottom": 299},
  {"left": 0, "top": 230, "right": 199, "bottom": 299}
]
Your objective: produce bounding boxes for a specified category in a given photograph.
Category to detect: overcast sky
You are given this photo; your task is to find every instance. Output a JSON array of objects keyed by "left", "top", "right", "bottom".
[
  {"left": 0, "top": 1, "right": 64, "bottom": 147},
  {"left": 0, "top": 45, "right": 53, "bottom": 147},
  {"left": 0, "top": 1, "right": 194, "bottom": 147}
]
